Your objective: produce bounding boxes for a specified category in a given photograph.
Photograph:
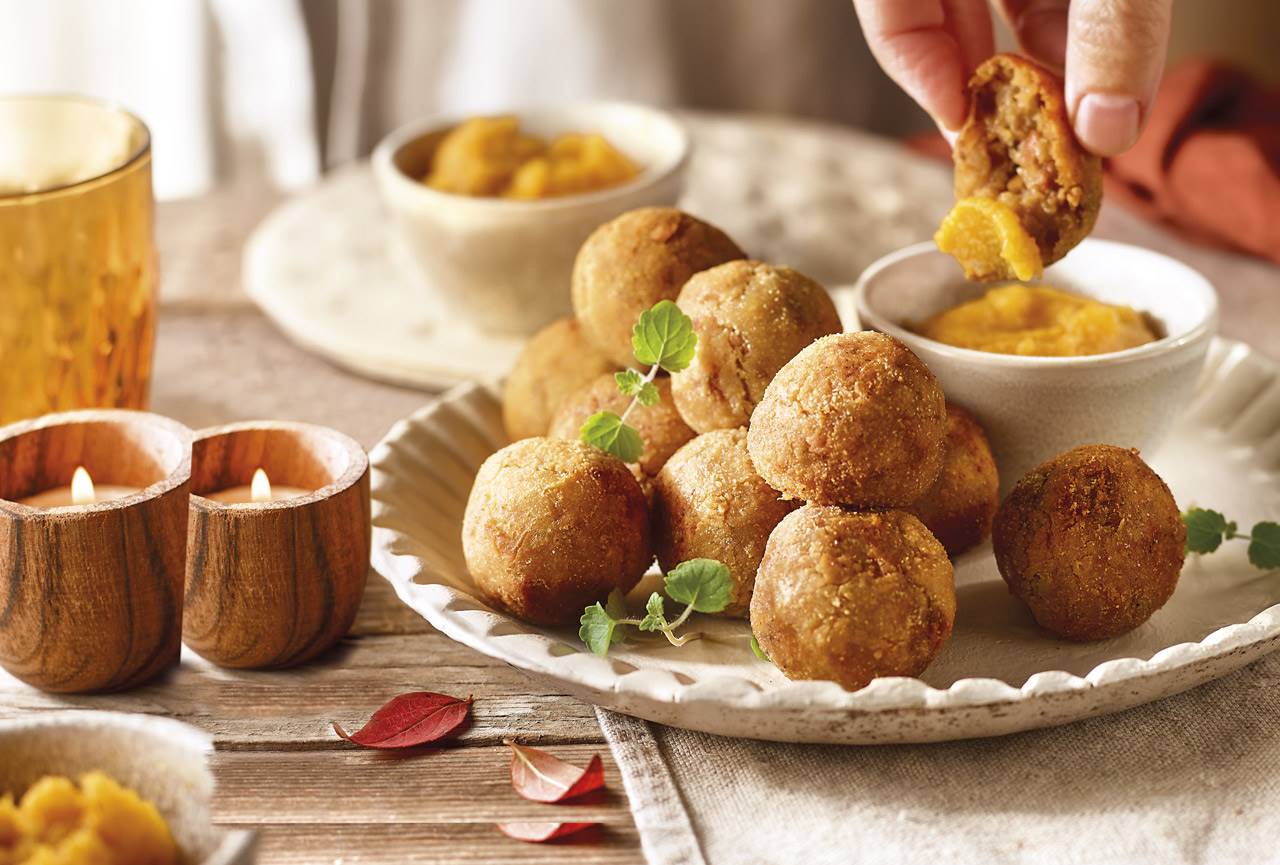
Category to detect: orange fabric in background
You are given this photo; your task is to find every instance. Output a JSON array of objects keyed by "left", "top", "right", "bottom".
[{"left": 907, "top": 60, "right": 1280, "bottom": 264}]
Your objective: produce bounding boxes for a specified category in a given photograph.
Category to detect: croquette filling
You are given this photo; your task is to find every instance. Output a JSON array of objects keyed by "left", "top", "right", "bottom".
[{"left": 968, "top": 67, "right": 1084, "bottom": 257}]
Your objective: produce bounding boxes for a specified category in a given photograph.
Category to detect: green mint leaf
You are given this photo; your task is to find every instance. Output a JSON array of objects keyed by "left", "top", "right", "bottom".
[
  {"left": 614, "top": 371, "right": 660, "bottom": 406},
  {"left": 614, "top": 369, "right": 646, "bottom": 396},
  {"left": 605, "top": 589, "right": 629, "bottom": 625},
  {"left": 639, "top": 592, "right": 668, "bottom": 632},
  {"left": 1182, "top": 508, "right": 1231, "bottom": 554},
  {"left": 580, "top": 411, "right": 644, "bottom": 463},
  {"left": 664, "top": 558, "right": 732, "bottom": 613},
  {"left": 579, "top": 602, "right": 619, "bottom": 656},
  {"left": 1248, "top": 521, "right": 1280, "bottom": 570},
  {"left": 632, "top": 300, "right": 697, "bottom": 373},
  {"left": 750, "top": 635, "right": 771, "bottom": 663}
]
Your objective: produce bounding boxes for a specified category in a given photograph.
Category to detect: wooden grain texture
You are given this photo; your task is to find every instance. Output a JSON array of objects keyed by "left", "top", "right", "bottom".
[
  {"left": 0, "top": 410, "right": 192, "bottom": 693},
  {"left": 185, "top": 422, "right": 372, "bottom": 669}
]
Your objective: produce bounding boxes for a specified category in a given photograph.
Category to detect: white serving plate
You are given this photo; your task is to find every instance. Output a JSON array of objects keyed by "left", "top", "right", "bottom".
[
  {"left": 369, "top": 337, "right": 1280, "bottom": 744},
  {"left": 0, "top": 711, "right": 255, "bottom": 863}
]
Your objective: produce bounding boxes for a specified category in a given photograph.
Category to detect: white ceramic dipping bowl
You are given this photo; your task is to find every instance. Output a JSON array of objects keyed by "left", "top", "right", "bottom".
[
  {"left": 854, "top": 239, "right": 1218, "bottom": 492},
  {"left": 372, "top": 102, "right": 689, "bottom": 337},
  {"left": 0, "top": 711, "right": 255, "bottom": 864}
]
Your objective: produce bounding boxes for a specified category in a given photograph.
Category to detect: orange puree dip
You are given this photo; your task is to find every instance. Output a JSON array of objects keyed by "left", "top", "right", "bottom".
[
  {"left": 424, "top": 116, "right": 639, "bottom": 199},
  {"left": 914, "top": 284, "right": 1159, "bottom": 357},
  {"left": 0, "top": 772, "right": 177, "bottom": 865}
]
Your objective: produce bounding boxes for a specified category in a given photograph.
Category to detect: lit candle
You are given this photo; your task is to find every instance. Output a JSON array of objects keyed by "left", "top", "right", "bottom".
[
  {"left": 17, "top": 466, "right": 138, "bottom": 509},
  {"left": 204, "top": 468, "right": 310, "bottom": 504}
]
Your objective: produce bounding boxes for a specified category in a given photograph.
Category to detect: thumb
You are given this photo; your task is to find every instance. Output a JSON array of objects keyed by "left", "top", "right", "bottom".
[{"left": 1065, "top": 0, "right": 1173, "bottom": 157}]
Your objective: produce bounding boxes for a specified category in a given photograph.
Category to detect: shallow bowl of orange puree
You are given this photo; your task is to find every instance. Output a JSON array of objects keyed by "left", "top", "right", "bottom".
[
  {"left": 372, "top": 102, "right": 688, "bottom": 337},
  {"left": 853, "top": 239, "right": 1218, "bottom": 490},
  {"left": 0, "top": 712, "right": 255, "bottom": 865}
]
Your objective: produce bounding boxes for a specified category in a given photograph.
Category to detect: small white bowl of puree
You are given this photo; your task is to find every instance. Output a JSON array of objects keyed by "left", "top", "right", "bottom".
[
  {"left": 0, "top": 711, "right": 255, "bottom": 864},
  {"left": 372, "top": 103, "right": 689, "bottom": 336},
  {"left": 853, "top": 239, "right": 1219, "bottom": 491}
]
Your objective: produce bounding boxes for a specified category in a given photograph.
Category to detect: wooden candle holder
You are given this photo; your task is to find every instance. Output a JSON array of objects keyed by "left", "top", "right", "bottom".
[
  {"left": 185, "top": 421, "right": 370, "bottom": 669},
  {"left": 0, "top": 410, "right": 192, "bottom": 693}
]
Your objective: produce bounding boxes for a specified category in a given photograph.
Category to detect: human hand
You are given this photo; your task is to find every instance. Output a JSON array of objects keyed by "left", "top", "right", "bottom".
[{"left": 851, "top": 0, "right": 1173, "bottom": 156}]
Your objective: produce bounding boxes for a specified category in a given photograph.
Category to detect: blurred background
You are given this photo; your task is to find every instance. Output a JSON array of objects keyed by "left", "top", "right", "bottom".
[{"left": 2, "top": 0, "right": 1277, "bottom": 201}]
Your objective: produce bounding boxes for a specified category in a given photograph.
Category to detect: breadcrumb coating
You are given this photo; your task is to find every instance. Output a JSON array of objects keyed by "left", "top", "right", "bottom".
[
  {"left": 992, "top": 444, "right": 1185, "bottom": 641},
  {"left": 750, "top": 506, "right": 956, "bottom": 690}
]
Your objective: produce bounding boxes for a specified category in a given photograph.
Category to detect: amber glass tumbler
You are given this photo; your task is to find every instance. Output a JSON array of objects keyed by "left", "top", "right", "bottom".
[{"left": 0, "top": 96, "right": 157, "bottom": 425}]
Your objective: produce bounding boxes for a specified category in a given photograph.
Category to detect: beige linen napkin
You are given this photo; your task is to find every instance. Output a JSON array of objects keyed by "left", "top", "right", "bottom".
[{"left": 598, "top": 650, "right": 1280, "bottom": 865}]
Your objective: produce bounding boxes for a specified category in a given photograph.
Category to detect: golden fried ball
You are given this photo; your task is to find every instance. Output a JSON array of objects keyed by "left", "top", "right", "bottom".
[
  {"left": 746, "top": 332, "right": 946, "bottom": 507},
  {"left": 502, "top": 317, "right": 614, "bottom": 441},
  {"left": 671, "top": 260, "right": 843, "bottom": 433},
  {"left": 954, "top": 53, "right": 1103, "bottom": 269},
  {"left": 651, "top": 428, "right": 797, "bottom": 617},
  {"left": 571, "top": 207, "right": 745, "bottom": 367},
  {"left": 751, "top": 506, "right": 956, "bottom": 690},
  {"left": 462, "top": 437, "right": 652, "bottom": 626},
  {"left": 909, "top": 404, "right": 999, "bottom": 557},
  {"left": 548, "top": 374, "right": 695, "bottom": 478},
  {"left": 992, "top": 444, "right": 1185, "bottom": 641}
]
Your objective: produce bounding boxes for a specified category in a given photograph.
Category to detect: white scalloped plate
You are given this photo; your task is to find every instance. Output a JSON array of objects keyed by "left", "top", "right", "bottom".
[{"left": 370, "top": 337, "right": 1280, "bottom": 743}]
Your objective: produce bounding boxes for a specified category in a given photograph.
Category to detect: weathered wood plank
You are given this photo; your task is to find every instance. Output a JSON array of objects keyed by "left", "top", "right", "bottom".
[
  {"left": 225, "top": 822, "right": 644, "bottom": 865},
  {"left": 349, "top": 574, "right": 435, "bottom": 636},
  {"left": 211, "top": 745, "right": 625, "bottom": 824},
  {"left": 1, "top": 630, "right": 603, "bottom": 747}
]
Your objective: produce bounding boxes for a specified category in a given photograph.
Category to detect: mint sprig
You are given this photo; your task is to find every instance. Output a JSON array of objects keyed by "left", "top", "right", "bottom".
[
  {"left": 1182, "top": 507, "right": 1280, "bottom": 569},
  {"left": 580, "top": 301, "right": 697, "bottom": 462},
  {"left": 632, "top": 300, "right": 697, "bottom": 372},
  {"left": 580, "top": 412, "right": 644, "bottom": 463},
  {"left": 578, "top": 559, "right": 730, "bottom": 656}
]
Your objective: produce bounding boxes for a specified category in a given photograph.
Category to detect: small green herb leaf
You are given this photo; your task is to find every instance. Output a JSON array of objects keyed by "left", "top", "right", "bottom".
[
  {"left": 1183, "top": 508, "right": 1233, "bottom": 554},
  {"left": 1248, "top": 521, "right": 1280, "bottom": 570},
  {"left": 605, "top": 589, "right": 629, "bottom": 623},
  {"left": 639, "top": 592, "right": 667, "bottom": 632},
  {"left": 664, "top": 558, "right": 732, "bottom": 613},
  {"left": 614, "top": 369, "right": 645, "bottom": 396},
  {"left": 580, "top": 411, "right": 643, "bottom": 463},
  {"left": 579, "top": 593, "right": 626, "bottom": 656},
  {"left": 615, "top": 370, "right": 661, "bottom": 407},
  {"left": 632, "top": 300, "right": 697, "bottom": 373},
  {"left": 750, "top": 635, "right": 770, "bottom": 663}
]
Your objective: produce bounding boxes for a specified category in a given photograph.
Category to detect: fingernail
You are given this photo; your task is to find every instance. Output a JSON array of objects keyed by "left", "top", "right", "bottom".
[
  {"left": 1075, "top": 93, "right": 1140, "bottom": 157},
  {"left": 1018, "top": 9, "right": 1067, "bottom": 69}
]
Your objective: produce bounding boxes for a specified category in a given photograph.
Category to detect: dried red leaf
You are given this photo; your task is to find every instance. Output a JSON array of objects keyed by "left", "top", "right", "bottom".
[
  {"left": 496, "top": 822, "right": 597, "bottom": 843},
  {"left": 506, "top": 740, "right": 606, "bottom": 803},
  {"left": 331, "top": 692, "right": 471, "bottom": 749}
]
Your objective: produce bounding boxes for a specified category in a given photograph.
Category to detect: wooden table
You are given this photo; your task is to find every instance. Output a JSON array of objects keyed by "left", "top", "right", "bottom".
[
  {"left": 0, "top": 183, "right": 643, "bottom": 864},
  {"left": 1, "top": 114, "right": 1275, "bottom": 865}
]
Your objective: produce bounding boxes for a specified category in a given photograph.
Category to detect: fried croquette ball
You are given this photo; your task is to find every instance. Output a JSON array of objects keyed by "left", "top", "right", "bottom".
[
  {"left": 747, "top": 332, "right": 947, "bottom": 507},
  {"left": 952, "top": 53, "right": 1103, "bottom": 270},
  {"left": 549, "top": 374, "right": 695, "bottom": 478},
  {"left": 462, "top": 437, "right": 652, "bottom": 626},
  {"left": 571, "top": 207, "right": 746, "bottom": 366},
  {"left": 992, "top": 444, "right": 1185, "bottom": 641},
  {"left": 671, "top": 260, "right": 843, "bottom": 433},
  {"left": 909, "top": 404, "right": 999, "bottom": 557},
  {"left": 751, "top": 506, "right": 956, "bottom": 690},
  {"left": 502, "top": 317, "right": 614, "bottom": 441},
  {"left": 651, "top": 428, "right": 797, "bottom": 617}
]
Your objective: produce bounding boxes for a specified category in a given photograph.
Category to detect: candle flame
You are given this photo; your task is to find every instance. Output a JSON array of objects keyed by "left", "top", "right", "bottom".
[
  {"left": 71, "top": 466, "right": 95, "bottom": 505},
  {"left": 251, "top": 468, "right": 272, "bottom": 503}
]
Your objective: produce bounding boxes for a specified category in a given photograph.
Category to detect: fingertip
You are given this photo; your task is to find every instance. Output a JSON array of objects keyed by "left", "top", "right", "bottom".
[
  {"left": 1074, "top": 92, "right": 1141, "bottom": 157},
  {"left": 1017, "top": 8, "right": 1067, "bottom": 71}
]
